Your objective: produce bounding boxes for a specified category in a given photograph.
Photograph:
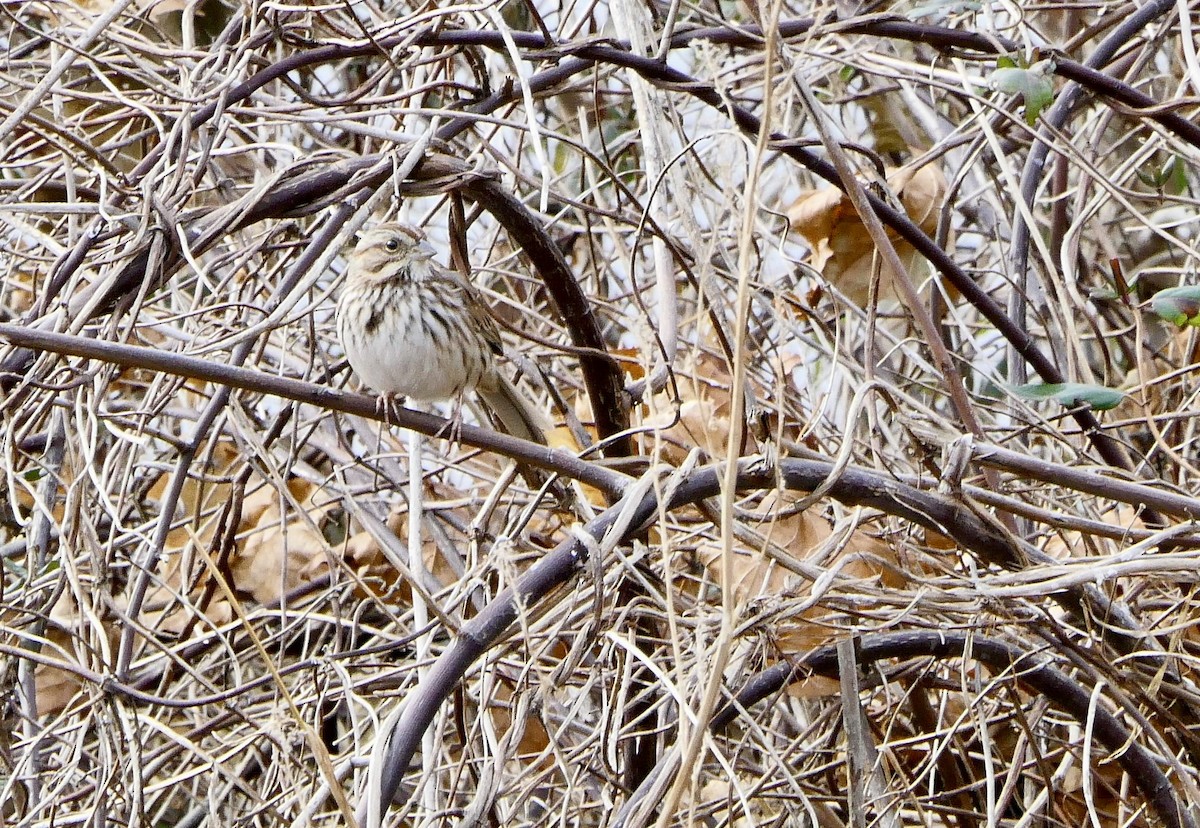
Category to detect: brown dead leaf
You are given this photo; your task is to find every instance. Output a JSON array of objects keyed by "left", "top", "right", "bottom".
[
  {"left": 1058, "top": 757, "right": 1147, "bottom": 827},
  {"left": 148, "top": 433, "right": 240, "bottom": 553},
  {"left": 642, "top": 350, "right": 735, "bottom": 464},
  {"left": 339, "top": 501, "right": 458, "bottom": 604},
  {"left": 31, "top": 592, "right": 117, "bottom": 716},
  {"left": 787, "top": 161, "right": 950, "bottom": 308},
  {"left": 685, "top": 492, "right": 906, "bottom": 697},
  {"left": 485, "top": 678, "right": 553, "bottom": 759},
  {"left": 144, "top": 470, "right": 392, "bottom": 634},
  {"left": 238, "top": 477, "right": 458, "bottom": 606},
  {"left": 695, "top": 778, "right": 777, "bottom": 827},
  {"left": 231, "top": 520, "right": 328, "bottom": 605}
]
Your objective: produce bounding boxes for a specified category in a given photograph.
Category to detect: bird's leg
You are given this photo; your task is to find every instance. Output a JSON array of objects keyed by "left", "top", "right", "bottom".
[
  {"left": 375, "top": 393, "right": 405, "bottom": 426},
  {"left": 435, "top": 395, "right": 466, "bottom": 446}
]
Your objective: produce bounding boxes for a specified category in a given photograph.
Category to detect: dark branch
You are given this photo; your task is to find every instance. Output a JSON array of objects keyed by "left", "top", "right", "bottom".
[
  {"left": 0, "top": 322, "right": 630, "bottom": 500},
  {"left": 368, "top": 456, "right": 1165, "bottom": 816},
  {"left": 701, "top": 631, "right": 1193, "bottom": 828}
]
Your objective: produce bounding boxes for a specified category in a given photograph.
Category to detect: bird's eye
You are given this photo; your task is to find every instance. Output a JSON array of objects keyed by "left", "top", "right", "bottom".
[{"left": 384, "top": 237, "right": 402, "bottom": 253}]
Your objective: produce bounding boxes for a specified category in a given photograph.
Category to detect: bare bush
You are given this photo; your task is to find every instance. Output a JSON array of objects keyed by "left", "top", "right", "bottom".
[{"left": 3, "top": 1, "right": 1200, "bottom": 826}]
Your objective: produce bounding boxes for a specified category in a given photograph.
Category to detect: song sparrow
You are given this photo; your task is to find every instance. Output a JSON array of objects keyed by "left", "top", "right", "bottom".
[{"left": 336, "top": 223, "right": 549, "bottom": 445}]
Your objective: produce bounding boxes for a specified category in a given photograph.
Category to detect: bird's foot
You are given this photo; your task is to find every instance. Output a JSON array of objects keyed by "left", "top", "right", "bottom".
[
  {"left": 375, "top": 394, "right": 406, "bottom": 426},
  {"left": 434, "top": 397, "right": 466, "bottom": 446}
]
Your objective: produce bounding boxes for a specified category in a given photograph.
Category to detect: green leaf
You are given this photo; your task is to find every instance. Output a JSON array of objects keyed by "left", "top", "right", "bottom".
[
  {"left": 1090, "top": 273, "right": 1138, "bottom": 302},
  {"left": 1166, "top": 156, "right": 1189, "bottom": 195},
  {"left": 1137, "top": 157, "right": 1190, "bottom": 192},
  {"left": 1136, "top": 168, "right": 1162, "bottom": 188},
  {"left": 3, "top": 558, "right": 28, "bottom": 579},
  {"left": 1009, "top": 382, "right": 1125, "bottom": 411},
  {"left": 992, "top": 59, "right": 1056, "bottom": 124},
  {"left": 1089, "top": 285, "right": 1123, "bottom": 301},
  {"left": 1150, "top": 285, "right": 1200, "bottom": 327}
]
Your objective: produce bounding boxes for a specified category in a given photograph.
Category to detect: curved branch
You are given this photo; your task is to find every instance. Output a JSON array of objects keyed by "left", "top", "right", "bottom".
[
  {"left": 694, "top": 631, "right": 1191, "bottom": 828},
  {"left": 367, "top": 456, "right": 1162, "bottom": 816},
  {"left": 18, "top": 13, "right": 1190, "bottom": 478},
  {"left": 459, "top": 178, "right": 632, "bottom": 458},
  {"left": 3, "top": 152, "right": 633, "bottom": 455},
  {"left": 24, "top": 14, "right": 1194, "bottom": 474}
]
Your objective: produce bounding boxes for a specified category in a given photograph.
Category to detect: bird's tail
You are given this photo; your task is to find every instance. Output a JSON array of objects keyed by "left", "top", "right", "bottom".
[{"left": 478, "top": 373, "right": 551, "bottom": 445}]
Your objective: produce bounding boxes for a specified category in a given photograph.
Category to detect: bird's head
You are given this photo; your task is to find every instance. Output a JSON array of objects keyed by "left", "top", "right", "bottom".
[{"left": 348, "top": 223, "right": 433, "bottom": 281}]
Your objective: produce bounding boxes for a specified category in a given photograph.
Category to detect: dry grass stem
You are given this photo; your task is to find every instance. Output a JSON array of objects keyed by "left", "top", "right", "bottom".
[{"left": 2, "top": 2, "right": 1200, "bottom": 827}]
